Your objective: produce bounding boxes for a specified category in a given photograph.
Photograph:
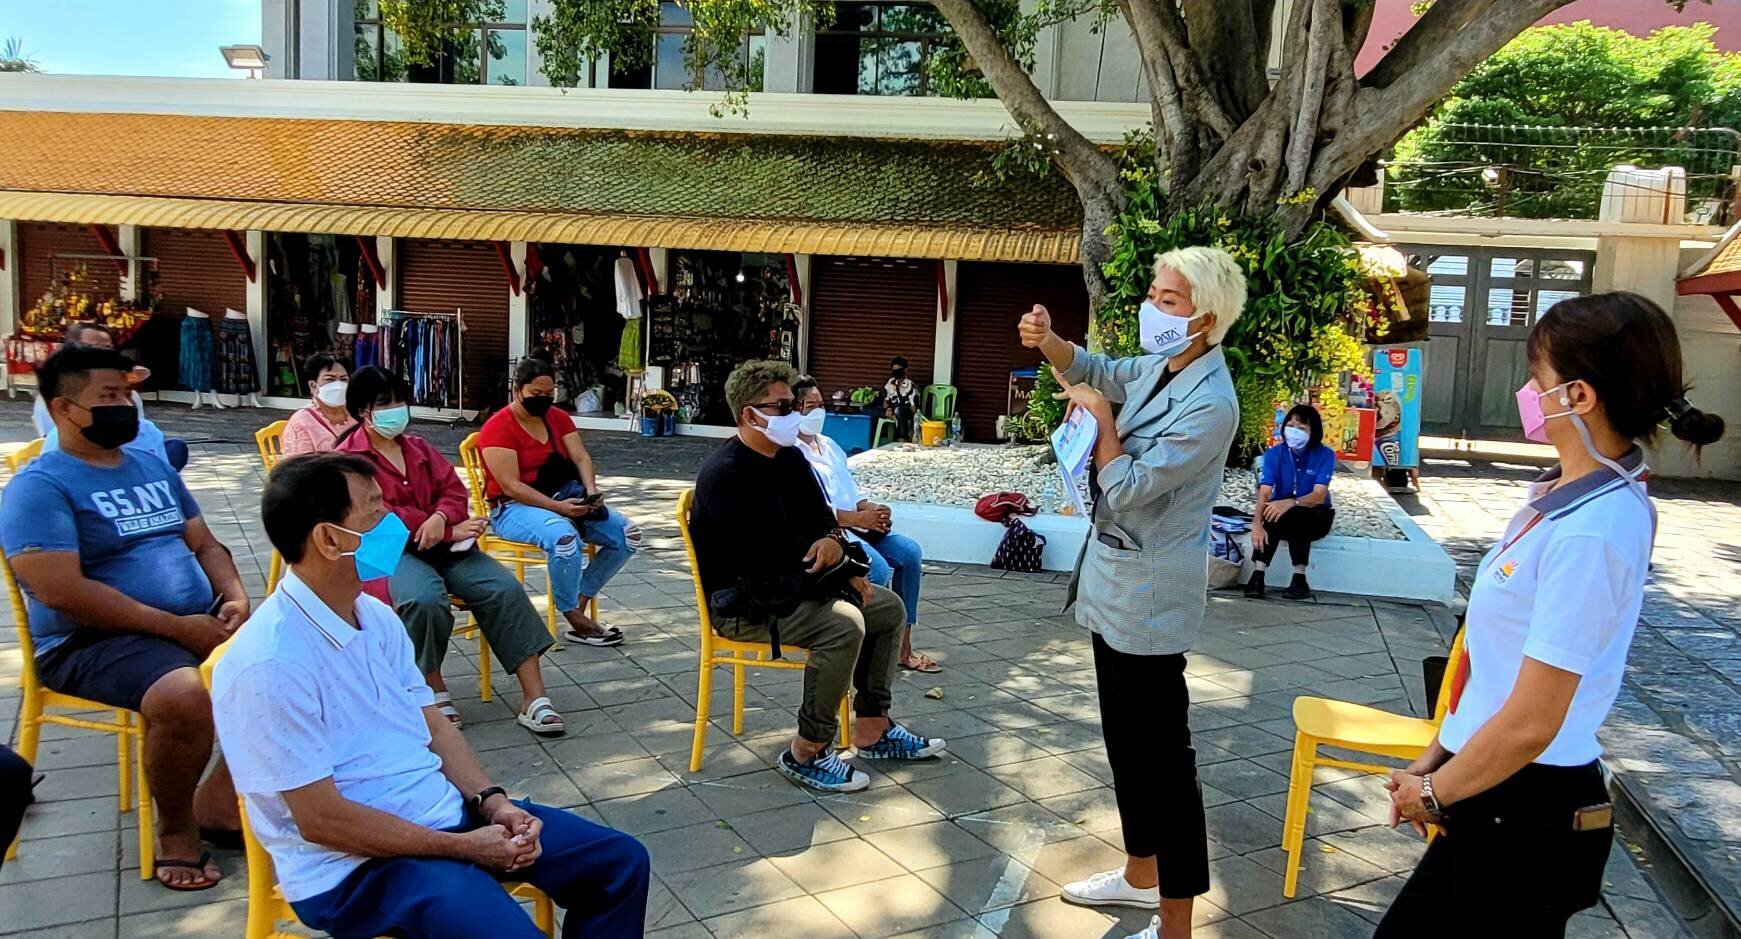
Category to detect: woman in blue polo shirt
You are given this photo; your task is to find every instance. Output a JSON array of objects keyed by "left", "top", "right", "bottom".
[
  {"left": 1377, "top": 292, "right": 1725, "bottom": 936},
  {"left": 1245, "top": 404, "right": 1335, "bottom": 600}
]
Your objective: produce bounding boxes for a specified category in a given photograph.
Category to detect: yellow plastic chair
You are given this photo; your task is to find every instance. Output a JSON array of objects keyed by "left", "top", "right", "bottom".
[
  {"left": 255, "top": 421, "right": 287, "bottom": 593},
  {"left": 2, "top": 550, "right": 155, "bottom": 879},
  {"left": 198, "top": 638, "right": 557, "bottom": 939},
  {"left": 676, "top": 489, "right": 850, "bottom": 772},
  {"left": 1280, "top": 627, "right": 1467, "bottom": 897},
  {"left": 4, "top": 437, "right": 44, "bottom": 474},
  {"left": 458, "top": 433, "right": 597, "bottom": 635}
]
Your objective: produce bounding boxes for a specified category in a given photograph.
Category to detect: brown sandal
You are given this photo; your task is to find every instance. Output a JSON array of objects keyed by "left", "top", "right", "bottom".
[{"left": 900, "top": 653, "right": 942, "bottom": 673}]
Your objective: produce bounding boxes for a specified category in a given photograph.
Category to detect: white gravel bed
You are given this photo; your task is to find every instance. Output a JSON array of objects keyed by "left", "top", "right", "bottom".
[{"left": 851, "top": 443, "right": 1404, "bottom": 540}]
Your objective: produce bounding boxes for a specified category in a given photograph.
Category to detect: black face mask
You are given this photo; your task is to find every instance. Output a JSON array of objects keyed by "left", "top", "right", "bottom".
[
  {"left": 521, "top": 394, "right": 555, "bottom": 418},
  {"left": 77, "top": 404, "right": 140, "bottom": 449}
]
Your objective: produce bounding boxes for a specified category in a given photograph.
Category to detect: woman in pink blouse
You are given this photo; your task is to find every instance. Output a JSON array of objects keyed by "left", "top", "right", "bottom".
[{"left": 280, "top": 353, "right": 357, "bottom": 454}]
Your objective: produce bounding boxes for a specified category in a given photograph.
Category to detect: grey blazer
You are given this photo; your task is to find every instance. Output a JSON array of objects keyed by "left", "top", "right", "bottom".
[{"left": 1062, "top": 343, "right": 1239, "bottom": 656}]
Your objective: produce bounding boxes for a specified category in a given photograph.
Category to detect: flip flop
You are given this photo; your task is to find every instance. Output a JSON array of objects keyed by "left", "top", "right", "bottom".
[
  {"left": 900, "top": 653, "right": 942, "bottom": 673},
  {"left": 433, "top": 691, "right": 463, "bottom": 729},
  {"left": 155, "top": 851, "right": 221, "bottom": 891},
  {"left": 516, "top": 696, "right": 566, "bottom": 736},
  {"left": 562, "top": 625, "right": 624, "bottom": 647}
]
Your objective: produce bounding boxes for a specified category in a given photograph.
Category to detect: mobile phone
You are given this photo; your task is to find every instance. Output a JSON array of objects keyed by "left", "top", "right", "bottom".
[
  {"left": 206, "top": 595, "right": 225, "bottom": 617},
  {"left": 582, "top": 492, "right": 604, "bottom": 505}
]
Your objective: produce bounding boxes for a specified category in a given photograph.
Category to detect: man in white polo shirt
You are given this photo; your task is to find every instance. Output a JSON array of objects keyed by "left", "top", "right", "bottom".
[{"left": 211, "top": 452, "right": 648, "bottom": 939}]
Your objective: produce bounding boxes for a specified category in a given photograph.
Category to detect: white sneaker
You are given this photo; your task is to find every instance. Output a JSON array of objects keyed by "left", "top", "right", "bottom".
[
  {"left": 1126, "top": 916, "right": 1161, "bottom": 939},
  {"left": 1060, "top": 869, "right": 1160, "bottom": 909}
]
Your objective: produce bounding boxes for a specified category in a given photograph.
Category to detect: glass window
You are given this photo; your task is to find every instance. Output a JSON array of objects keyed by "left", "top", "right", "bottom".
[
  {"left": 353, "top": 2, "right": 525, "bottom": 85},
  {"left": 815, "top": 1, "right": 946, "bottom": 96},
  {"left": 626, "top": 1, "right": 763, "bottom": 91},
  {"left": 1421, "top": 254, "right": 1468, "bottom": 278},
  {"left": 1428, "top": 285, "right": 1465, "bottom": 323},
  {"left": 487, "top": 28, "right": 527, "bottom": 85}
]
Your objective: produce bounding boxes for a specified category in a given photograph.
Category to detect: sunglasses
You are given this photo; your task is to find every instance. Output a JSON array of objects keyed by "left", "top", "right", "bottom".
[{"left": 750, "top": 399, "right": 795, "bottom": 416}]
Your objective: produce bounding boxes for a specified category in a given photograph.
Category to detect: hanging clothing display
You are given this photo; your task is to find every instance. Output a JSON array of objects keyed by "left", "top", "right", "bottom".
[
  {"left": 618, "top": 317, "right": 644, "bottom": 372},
  {"left": 352, "top": 322, "right": 382, "bottom": 370},
  {"left": 179, "top": 313, "right": 214, "bottom": 392},
  {"left": 216, "top": 315, "right": 260, "bottom": 395},
  {"left": 614, "top": 254, "right": 644, "bottom": 320},
  {"left": 380, "top": 313, "right": 459, "bottom": 409}
]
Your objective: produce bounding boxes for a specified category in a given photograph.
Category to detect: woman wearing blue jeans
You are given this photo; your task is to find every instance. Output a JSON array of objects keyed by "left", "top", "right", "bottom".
[
  {"left": 793, "top": 378, "right": 939, "bottom": 673},
  {"left": 479, "top": 358, "right": 640, "bottom": 646}
]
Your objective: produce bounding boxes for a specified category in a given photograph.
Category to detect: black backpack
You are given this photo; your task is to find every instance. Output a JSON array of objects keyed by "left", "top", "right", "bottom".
[{"left": 990, "top": 516, "right": 1047, "bottom": 573}]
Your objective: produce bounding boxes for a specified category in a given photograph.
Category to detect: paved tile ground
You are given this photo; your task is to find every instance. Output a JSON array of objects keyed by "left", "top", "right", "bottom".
[
  {"left": 1403, "top": 445, "right": 1741, "bottom": 933},
  {"left": 0, "top": 401, "right": 1694, "bottom": 937}
]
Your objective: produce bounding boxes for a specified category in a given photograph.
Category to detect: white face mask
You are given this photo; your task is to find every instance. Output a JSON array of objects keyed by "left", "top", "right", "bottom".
[
  {"left": 315, "top": 380, "right": 348, "bottom": 407},
  {"left": 1283, "top": 426, "right": 1310, "bottom": 450},
  {"left": 755, "top": 410, "right": 807, "bottom": 448},
  {"left": 1138, "top": 300, "right": 1205, "bottom": 356},
  {"left": 798, "top": 409, "right": 827, "bottom": 437}
]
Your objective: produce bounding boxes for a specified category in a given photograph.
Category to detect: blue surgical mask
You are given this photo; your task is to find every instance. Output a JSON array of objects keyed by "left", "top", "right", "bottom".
[
  {"left": 1138, "top": 300, "right": 1205, "bottom": 356},
  {"left": 370, "top": 405, "right": 411, "bottom": 438},
  {"left": 333, "top": 513, "right": 409, "bottom": 581},
  {"left": 1283, "top": 426, "right": 1310, "bottom": 450}
]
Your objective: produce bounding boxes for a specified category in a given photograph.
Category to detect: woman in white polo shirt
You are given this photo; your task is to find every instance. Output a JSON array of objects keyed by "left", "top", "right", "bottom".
[{"left": 1377, "top": 292, "right": 1725, "bottom": 936}]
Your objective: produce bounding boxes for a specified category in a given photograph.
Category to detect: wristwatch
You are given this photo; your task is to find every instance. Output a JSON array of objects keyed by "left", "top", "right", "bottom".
[
  {"left": 1419, "top": 774, "right": 1444, "bottom": 819},
  {"left": 469, "top": 785, "right": 508, "bottom": 818}
]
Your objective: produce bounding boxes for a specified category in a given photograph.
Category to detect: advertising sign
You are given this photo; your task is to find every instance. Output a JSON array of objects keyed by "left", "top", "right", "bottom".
[{"left": 1371, "top": 348, "right": 1423, "bottom": 470}]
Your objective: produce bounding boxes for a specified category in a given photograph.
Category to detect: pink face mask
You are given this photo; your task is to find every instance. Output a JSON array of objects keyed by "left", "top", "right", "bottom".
[{"left": 1515, "top": 379, "right": 1574, "bottom": 443}]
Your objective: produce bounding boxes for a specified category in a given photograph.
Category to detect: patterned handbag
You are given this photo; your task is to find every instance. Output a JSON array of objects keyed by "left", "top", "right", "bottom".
[{"left": 990, "top": 516, "right": 1048, "bottom": 573}]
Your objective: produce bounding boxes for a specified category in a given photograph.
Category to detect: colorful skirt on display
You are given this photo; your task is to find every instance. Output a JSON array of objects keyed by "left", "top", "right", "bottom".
[
  {"left": 216, "top": 317, "right": 259, "bottom": 395},
  {"left": 178, "top": 315, "right": 214, "bottom": 392},
  {"left": 619, "top": 318, "right": 643, "bottom": 372}
]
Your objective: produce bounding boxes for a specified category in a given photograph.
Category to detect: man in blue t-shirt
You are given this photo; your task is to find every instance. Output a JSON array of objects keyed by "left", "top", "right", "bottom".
[{"left": 1, "top": 346, "right": 247, "bottom": 891}]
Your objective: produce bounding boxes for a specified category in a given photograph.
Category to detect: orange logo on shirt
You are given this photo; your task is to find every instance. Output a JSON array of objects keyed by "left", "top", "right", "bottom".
[{"left": 1493, "top": 559, "right": 1517, "bottom": 584}]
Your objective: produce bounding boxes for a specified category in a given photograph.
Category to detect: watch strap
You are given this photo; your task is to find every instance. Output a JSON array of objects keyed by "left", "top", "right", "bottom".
[{"left": 470, "top": 785, "right": 508, "bottom": 816}]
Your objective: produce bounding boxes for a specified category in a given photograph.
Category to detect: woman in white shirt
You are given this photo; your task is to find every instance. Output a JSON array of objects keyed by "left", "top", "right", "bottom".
[
  {"left": 792, "top": 377, "right": 940, "bottom": 673},
  {"left": 1378, "top": 292, "right": 1725, "bottom": 936}
]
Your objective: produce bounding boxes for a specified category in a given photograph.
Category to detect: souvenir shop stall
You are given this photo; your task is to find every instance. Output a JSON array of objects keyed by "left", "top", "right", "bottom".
[
  {"left": 649, "top": 251, "right": 799, "bottom": 426},
  {"left": 375, "top": 309, "right": 464, "bottom": 415},
  {"left": 263, "top": 233, "right": 373, "bottom": 399},
  {"left": 524, "top": 244, "right": 640, "bottom": 415},
  {"left": 6, "top": 257, "right": 156, "bottom": 393}
]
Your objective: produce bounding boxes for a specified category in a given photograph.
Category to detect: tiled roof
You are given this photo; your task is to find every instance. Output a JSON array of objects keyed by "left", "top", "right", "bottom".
[{"left": 0, "top": 111, "right": 1085, "bottom": 262}]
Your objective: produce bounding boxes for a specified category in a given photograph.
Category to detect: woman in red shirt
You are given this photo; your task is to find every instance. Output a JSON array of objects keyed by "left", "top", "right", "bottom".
[
  {"left": 479, "top": 358, "right": 638, "bottom": 646},
  {"left": 335, "top": 367, "right": 564, "bottom": 735}
]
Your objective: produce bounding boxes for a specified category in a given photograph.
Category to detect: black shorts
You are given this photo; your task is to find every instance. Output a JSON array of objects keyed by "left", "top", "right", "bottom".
[{"left": 34, "top": 629, "right": 201, "bottom": 712}]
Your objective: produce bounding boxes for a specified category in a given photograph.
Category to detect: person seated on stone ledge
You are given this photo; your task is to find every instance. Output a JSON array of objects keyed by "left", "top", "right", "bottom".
[
  {"left": 1246, "top": 403, "right": 1338, "bottom": 600},
  {"left": 213, "top": 452, "right": 649, "bottom": 939},
  {"left": 4, "top": 345, "right": 246, "bottom": 890},
  {"left": 334, "top": 366, "right": 564, "bottom": 736},
  {"left": 690, "top": 359, "right": 946, "bottom": 793},
  {"left": 791, "top": 375, "right": 939, "bottom": 673}
]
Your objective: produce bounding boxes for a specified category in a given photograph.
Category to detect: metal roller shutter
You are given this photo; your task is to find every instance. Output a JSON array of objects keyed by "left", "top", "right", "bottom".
[
  {"left": 807, "top": 256, "right": 937, "bottom": 399},
  {"left": 954, "top": 262, "right": 1090, "bottom": 441},
  {"left": 19, "top": 223, "right": 121, "bottom": 309},
  {"left": 137, "top": 229, "right": 251, "bottom": 393},
  {"left": 397, "top": 240, "right": 512, "bottom": 411},
  {"left": 144, "top": 229, "right": 247, "bottom": 316}
]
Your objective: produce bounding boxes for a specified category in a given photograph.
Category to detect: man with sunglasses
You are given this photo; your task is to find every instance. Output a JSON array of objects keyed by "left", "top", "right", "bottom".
[{"left": 690, "top": 360, "right": 945, "bottom": 792}]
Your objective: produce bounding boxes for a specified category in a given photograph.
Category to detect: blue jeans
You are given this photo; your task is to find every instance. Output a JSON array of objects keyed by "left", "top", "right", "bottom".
[
  {"left": 290, "top": 801, "right": 649, "bottom": 939},
  {"left": 851, "top": 529, "right": 923, "bottom": 626},
  {"left": 490, "top": 485, "right": 635, "bottom": 615}
]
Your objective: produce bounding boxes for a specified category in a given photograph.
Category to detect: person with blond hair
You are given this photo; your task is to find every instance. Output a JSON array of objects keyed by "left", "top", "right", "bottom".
[{"left": 1018, "top": 245, "right": 1244, "bottom": 939}]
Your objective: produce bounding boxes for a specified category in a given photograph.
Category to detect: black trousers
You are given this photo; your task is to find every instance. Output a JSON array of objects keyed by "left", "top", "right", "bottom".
[
  {"left": 0, "top": 745, "right": 33, "bottom": 867},
  {"left": 1091, "top": 633, "right": 1210, "bottom": 899},
  {"left": 1375, "top": 760, "right": 1612, "bottom": 937},
  {"left": 1251, "top": 504, "right": 1335, "bottom": 566}
]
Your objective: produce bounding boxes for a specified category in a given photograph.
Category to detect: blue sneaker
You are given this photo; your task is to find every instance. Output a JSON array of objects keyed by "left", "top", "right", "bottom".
[
  {"left": 856, "top": 723, "right": 946, "bottom": 761},
  {"left": 777, "top": 747, "right": 870, "bottom": 793}
]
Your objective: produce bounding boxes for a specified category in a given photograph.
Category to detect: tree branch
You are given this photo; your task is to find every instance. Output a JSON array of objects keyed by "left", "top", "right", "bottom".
[
  {"left": 1182, "top": 0, "right": 1270, "bottom": 119},
  {"left": 1285, "top": 0, "right": 1336, "bottom": 191},
  {"left": 1126, "top": 0, "right": 1239, "bottom": 139},
  {"left": 929, "top": 0, "right": 1123, "bottom": 207},
  {"left": 1364, "top": 0, "right": 1565, "bottom": 91},
  {"left": 1116, "top": 0, "right": 1200, "bottom": 189}
]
